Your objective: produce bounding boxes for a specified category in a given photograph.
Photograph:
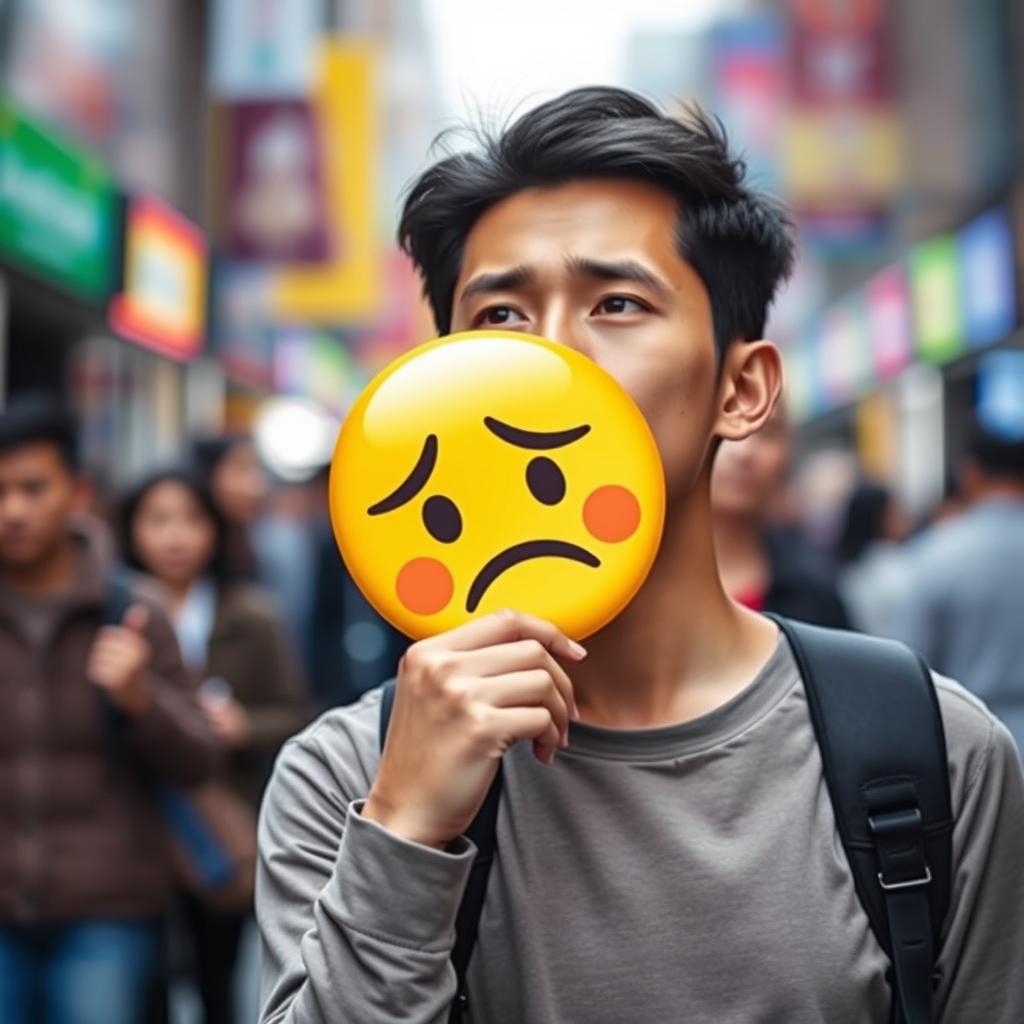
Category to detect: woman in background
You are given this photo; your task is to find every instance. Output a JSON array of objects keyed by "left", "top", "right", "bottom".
[
  {"left": 121, "top": 468, "right": 309, "bottom": 1024},
  {"left": 191, "top": 436, "right": 270, "bottom": 580},
  {"left": 836, "top": 480, "right": 911, "bottom": 638}
]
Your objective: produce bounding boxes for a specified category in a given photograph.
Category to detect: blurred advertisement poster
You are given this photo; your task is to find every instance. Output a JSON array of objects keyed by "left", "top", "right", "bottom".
[
  {"left": 109, "top": 195, "right": 207, "bottom": 360},
  {"left": 0, "top": 101, "right": 117, "bottom": 301},
  {"left": 909, "top": 234, "right": 962, "bottom": 365},
  {"left": 274, "top": 328, "right": 365, "bottom": 416},
  {"left": 210, "top": 0, "right": 323, "bottom": 99},
  {"left": 223, "top": 101, "right": 332, "bottom": 263},
  {"left": 5, "top": 0, "right": 134, "bottom": 151},
  {"left": 271, "top": 41, "right": 380, "bottom": 323},
  {"left": 709, "top": 17, "right": 785, "bottom": 192},
  {"left": 212, "top": 263, "right": 276, "bottom": 388},
  {"left": 865, "top": 264, "right": 911, "bottom": 381},
  {"left": 782, "top": 0, "right": 901, "bottom": 248},
  {"left": 958, "top": 208, "right": 1017, "bottom": 350}
]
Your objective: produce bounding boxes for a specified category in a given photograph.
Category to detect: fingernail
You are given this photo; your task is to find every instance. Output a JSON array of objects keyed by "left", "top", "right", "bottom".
[
  {"left": 571, "top": 701, "right": 581, "bottom": 721},
  {"left": 568, "top": 640, "right": 587, "bottom": 660},
  {"left": 560, "top": 730, "right": 569, "bottom": 748}
]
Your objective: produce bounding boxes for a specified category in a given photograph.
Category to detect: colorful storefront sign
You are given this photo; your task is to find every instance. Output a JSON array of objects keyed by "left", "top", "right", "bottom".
[
  {"left": 109, "top": 195, "right": 207, "bottom": 361},
  {"left": 865, "top": 264, "right": 911, "bottom": 380},
  {"left": 909, "top": 234, "right": 962, "bottom": 365},
  {"left": 976, "top": 351, "right": 1024, "bottom": 442},
  {"left": 818, "top": 298, "right": 870, "bottom": 405},
  {"left": 0, "top": 101, "right": 117, "bottom": 300},
  {"left": 958, "top": 208, "right": 1016, "bottom": 350},
  {"left": 272, "top": 41, "right": 380, "bottom": 323}
]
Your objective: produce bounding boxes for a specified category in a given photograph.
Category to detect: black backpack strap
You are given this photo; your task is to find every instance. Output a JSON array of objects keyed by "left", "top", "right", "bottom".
[
  {"left": 379, "top": 679, "right": 503, "bottom": 1024},
  {"left": 770, "top": 616, "right": 953, "bottom": 1024}
]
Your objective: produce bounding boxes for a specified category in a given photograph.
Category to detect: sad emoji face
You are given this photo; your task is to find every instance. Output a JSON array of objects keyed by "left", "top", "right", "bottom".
[{"left": 329, "top": 331, "right": 665, "bottom": 640}]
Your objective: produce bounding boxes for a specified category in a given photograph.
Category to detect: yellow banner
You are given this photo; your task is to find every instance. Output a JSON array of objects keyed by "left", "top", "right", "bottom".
[{"left": 273, "top": 40, "right": 380, "bottom": 321}]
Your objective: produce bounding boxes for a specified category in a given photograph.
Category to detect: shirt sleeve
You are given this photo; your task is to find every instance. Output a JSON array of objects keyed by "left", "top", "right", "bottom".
[
  {"left": 935, "top": 717, "right": 1024, "bottom": 1022},
  {"left": 256, "top": 731, "right": 476, "bottom": 1023}
]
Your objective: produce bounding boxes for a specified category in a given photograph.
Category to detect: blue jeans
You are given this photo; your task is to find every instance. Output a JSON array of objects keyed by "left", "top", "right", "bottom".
[{"left": 0, "top": 919, "right": 159, "bottom": 1024}]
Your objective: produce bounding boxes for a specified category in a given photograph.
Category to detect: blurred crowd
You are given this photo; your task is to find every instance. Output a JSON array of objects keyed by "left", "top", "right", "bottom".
[{"left": 2, "top": 387, "right": 1023, "bottom": 1023}]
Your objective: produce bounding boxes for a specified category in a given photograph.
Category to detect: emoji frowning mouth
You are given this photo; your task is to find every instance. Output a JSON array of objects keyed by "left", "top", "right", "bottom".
[{"left": 466, "top": 539, "right": 600, "bottom": 613}]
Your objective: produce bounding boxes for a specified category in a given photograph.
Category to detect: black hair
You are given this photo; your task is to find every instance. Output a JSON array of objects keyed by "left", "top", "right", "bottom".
[
  {"left": 0, "top": 393, "right": 78, "bottom": 472},
  {"left": 837, "top": 481, "right": 893, "bottom": 565},
  {"left": 398, "top": 86, "right": 796, "bottom": 358},
  {"left": 967, "top": 425, "right": 1024, "bottom": 480},
  {"left": 190, "top": 434, "right": 251, "bottom": 483},
  {"left": 119, "top": 467, "right": 234, "bottom": 586}
]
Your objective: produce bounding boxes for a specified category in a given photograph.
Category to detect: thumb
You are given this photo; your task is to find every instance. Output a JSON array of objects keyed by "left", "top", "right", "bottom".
[{"left": 122, "top": 603, "right": 150, "bottom": 634}]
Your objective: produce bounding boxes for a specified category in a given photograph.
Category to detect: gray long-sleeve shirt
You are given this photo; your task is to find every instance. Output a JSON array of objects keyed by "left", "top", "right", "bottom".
[{"left": 256, "top": 636, "right": 1024, "bottom": 1023}]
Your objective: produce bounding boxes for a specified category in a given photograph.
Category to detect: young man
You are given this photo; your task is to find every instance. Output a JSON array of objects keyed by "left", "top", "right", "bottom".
[
  {"left": 711, "top": 401, "right": 850, "bottom": 628},
  {"left": 257, "top": 89, "right": 1024, "bottom": 1022},
  {"left": 0, "top": 396, "right": 218, "bottom": 1024}
]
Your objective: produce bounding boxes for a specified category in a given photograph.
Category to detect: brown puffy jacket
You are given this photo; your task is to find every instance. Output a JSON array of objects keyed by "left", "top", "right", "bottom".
[{"left": 0, "top": 525, "right": 219, "bottom": 923}]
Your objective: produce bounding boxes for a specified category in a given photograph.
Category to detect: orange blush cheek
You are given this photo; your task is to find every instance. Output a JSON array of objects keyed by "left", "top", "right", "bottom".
[
  {"left": 583, "top": 485, "right": 641, "bottom": 543},
  {"left": 396, "top": 557, "right": 454, "bottom": 616}
]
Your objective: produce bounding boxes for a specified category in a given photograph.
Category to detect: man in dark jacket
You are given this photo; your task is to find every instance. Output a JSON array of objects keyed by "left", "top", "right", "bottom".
[{"left": 0, "top": 396, "right": 218, "bottom": 1024}]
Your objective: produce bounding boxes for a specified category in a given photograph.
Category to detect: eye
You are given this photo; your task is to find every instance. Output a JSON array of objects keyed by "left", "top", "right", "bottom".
[
  {"left": 593, "top": 295, "right": 647, "bottom": 316},
  {"left": 526, "top": 457, "right": 565, "bottom": 505},
  {"left": 474, "top": 306, "right": 525, "bottom": 327},
  {"left": 422, "top": 495, "right": 462, "bottom": 543}
]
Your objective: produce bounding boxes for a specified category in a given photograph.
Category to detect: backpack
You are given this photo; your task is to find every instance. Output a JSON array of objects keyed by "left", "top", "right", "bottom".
[{"left": 379, "top": 617, "right": 953, "bottom": 1024}]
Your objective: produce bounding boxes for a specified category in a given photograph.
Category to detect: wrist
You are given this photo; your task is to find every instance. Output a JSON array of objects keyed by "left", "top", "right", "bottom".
[{"left": 362, "top": 793, "right": 452, "bottom": 851}]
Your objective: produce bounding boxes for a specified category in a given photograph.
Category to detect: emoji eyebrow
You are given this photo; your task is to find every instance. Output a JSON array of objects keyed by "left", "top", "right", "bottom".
[
  {"left": 484, "top": 417, "right": 591, "bottom": 450},
  {"left": 367, "top": 434, "right": 438, "bottom": 515}
]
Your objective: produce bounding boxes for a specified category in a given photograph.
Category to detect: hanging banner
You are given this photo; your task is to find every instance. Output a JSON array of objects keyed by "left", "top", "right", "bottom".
[
  {"left": 272, "top": 41, "right": 380, "bottom": 323},
  {"left": 209, "top": 0, "right": 322, "bottom": 100},
  {"left": 957, "top": 208, "right": 1016, "bottom": 350},
  {"left": 909, "top": 234, "right": 963, "bottom": 364},
  {"left": 222, "top": 100, "right": 331, "bottom": 263},
  {"left": 110, "top": 195, "right": 207, "bottom": 360},
  {"left": 865, "top": 264, "right": 911, "bottom": 380},
  {"left": 0, "top": 101, "right": 117, "bottom": 301}
]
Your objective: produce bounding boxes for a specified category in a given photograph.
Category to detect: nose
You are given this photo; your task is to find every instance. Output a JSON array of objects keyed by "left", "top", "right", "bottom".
[{"left": 536, "top": 308, "right": 593, "bottom": 360}]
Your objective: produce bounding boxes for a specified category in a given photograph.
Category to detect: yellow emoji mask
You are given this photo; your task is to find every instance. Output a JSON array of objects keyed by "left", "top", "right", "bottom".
[{"left": 329, "top": 331, "right": 665, "bottom": 640}]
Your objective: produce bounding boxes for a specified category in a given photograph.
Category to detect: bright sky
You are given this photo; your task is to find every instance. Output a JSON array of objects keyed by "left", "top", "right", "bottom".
[{"left": 423, "top": 0, "right": 741, "bottom": 121}]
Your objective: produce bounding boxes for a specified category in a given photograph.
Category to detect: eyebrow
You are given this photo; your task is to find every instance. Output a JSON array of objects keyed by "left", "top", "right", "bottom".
[
  {"left": 460, "top": 265, "right": 536, "bottom": 303},
  {"left": 367, "top": 434, "right": 438, "bottom": 515},
  {"left": 484, "top": 416, "right": 591, "bottom": 450},
  {"left": 564, "top": 256, "right": 674, "bottom": 301}
]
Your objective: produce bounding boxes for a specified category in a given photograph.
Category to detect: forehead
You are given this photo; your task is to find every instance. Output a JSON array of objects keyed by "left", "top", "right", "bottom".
[{"left": 456, "top": 178, "right": 687, "bottom": 286}]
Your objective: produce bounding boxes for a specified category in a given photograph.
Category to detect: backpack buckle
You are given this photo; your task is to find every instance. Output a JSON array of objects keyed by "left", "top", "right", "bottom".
[{"left": 877, "top": 865, "right": 932, "bottom": 891}]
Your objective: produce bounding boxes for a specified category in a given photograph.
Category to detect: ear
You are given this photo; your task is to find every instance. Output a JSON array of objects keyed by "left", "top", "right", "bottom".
[{"left": 712, "top": 340, "right": 784, "bottom": 443}]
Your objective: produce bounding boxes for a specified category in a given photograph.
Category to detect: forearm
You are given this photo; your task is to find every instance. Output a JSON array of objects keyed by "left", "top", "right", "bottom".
[{"left": 259, "top": 800, "right": 473, "bottom": 1023}]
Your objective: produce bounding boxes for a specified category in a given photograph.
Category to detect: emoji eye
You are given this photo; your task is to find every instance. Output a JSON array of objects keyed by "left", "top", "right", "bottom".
[
  {"left": 526, "top": 457, "right": 565, "bottom": 506},
  {"left": 422, "top": 495, "right": 462, "bottom": 543}
]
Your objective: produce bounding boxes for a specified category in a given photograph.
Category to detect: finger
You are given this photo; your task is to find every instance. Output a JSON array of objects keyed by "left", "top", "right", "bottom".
[
  {"left": 418, "top": 608, "right": 587, "bottom": 662},
  {"left": 490, "top": 706, "right": 561, "bottom": 761},
  {"left": 122, "top": 604, "right": 150, "bottom": 634},
  {"left": 460, "top": 640, "right": 578, "bottom": 719},
  {"left": 475, "top": 669, "right": 570, "bottom": 739}
]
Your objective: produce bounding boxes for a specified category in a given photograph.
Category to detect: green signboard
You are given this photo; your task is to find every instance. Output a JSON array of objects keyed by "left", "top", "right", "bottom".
[
  {"left": 909, "top": 234, "right": 963, "bottom": 364},
  {"left": 0, "top": 101, "right": 117, "bottom": 301}
]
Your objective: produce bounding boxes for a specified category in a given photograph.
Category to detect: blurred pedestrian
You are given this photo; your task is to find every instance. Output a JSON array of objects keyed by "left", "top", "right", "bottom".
[
  {"left": 191, "top": 435, "right": 270, "bottom": 580},
  {"left": 121, "top": 467, "right": 310, "bottom": 1023},
  {"left": 836, "top": 481, "right": 911, "bottom": 637},
  {"left": 711, "top": 403, "right": 850, "bottom": 628},
  {"left": 0, "top": 396, "right": 217, "bottom": 1024},
  {"left": 893, "top": 425, "right": 1024, "bottom": 755}
]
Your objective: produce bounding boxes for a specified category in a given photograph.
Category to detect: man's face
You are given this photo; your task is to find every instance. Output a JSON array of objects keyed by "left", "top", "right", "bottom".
[
  {"left": 449, "top": 179, "right": 721, "bottom": 499},
  {"left": 0, "top": 443, "right": 79, "bottom": 567},
  {"left": 710, "top": 405, "right": 792, "bottom": 520}
]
